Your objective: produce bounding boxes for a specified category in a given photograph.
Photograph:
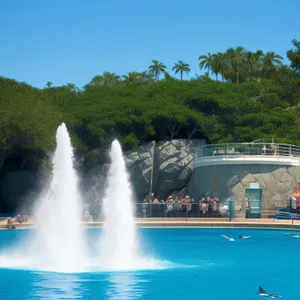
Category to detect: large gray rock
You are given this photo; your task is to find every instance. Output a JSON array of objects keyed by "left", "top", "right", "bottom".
[
  {"left": 0, "top": 171, "right": 36, "bottom": 212},
  {"left": 82, "top": 163, "right": 109, "bottom": 203},
  {"left": 82, "top": 141, "right": 156, "bottom": 203},
  {"left": 153, "top": 139, "right": 205, "bottom": 200},
  {"left": 82, "top": 139, "right": 205, "bottom": 204},
  {"left": 125, "top": 141, "right": 156, "bottom": 201}
]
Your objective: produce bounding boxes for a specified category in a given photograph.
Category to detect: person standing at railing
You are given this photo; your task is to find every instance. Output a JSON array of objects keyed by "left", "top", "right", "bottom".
[
  {"left": 165, "top": 196, "right": 174, "bottom": 213},
  {"left": 186, "top": 196, "right": 194, "bottom": 212},
  {"left": 294, "top": 181, "right": 300, "bottom": 214},
  {"left": 262, "top": 144, "right": 267, "bottom": 155},
  {"left": 199, "top": 197, "right": 206, "bottom": 215},
  {"left": 271, "top": 138, "right": 278, "bottom": 155},
  {"left": 173, "top": 197, "right": 180, "bottom": 211},
  {"left": 212, "top": 197, "right": 219, "bottom": 213}
]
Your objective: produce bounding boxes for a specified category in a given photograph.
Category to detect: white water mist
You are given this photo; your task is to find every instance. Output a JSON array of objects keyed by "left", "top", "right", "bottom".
[
  {"left": 100, "top": 140, "right": 138, "bottom": 270},
  {"left": 32, "top": 123, "right": 85, "bottom": 272}
]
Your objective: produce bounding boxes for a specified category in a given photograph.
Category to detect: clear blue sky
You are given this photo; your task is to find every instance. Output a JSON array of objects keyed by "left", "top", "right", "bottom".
[{"left": 0, "top": 0, "right": 299, "bottom": 88}]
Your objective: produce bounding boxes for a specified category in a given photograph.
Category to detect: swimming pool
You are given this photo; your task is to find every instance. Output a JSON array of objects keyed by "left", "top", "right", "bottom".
[{"left": 0, "top": 228, "right": 297, "bottom": 299}]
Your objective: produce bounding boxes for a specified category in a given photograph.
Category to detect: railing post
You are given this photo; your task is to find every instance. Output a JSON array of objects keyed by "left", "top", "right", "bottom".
[
  {"left": 289, "top": 145, "right": 292, "bottom": 156},
  {"left": 229, "top": 200, "right": 234, "bottom": 221}
]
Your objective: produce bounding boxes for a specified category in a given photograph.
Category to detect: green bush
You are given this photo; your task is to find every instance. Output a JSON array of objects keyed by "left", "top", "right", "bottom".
[{"left": 122, "top": 133, "right": 140, "bottom": 151}]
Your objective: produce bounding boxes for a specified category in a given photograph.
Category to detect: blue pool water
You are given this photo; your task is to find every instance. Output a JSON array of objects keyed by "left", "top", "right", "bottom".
[{"left": 0, "top": 228, "right": 298, "bottom": 299}]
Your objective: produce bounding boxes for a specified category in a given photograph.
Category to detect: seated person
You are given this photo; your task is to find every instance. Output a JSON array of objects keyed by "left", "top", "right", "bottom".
[{"left": 16, "top": 214, "right": 23, "bottom": 223}]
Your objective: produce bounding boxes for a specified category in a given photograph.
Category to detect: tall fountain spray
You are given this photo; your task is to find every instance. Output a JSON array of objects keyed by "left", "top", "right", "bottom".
[
  {"left": 100, "top": 140, "right": 138, "bottom": 270},
  {"left": 32, "top": 123, "right": 85, "bottom": 272}
]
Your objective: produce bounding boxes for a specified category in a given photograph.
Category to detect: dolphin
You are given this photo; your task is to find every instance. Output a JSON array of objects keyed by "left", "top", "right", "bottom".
[
  {"left": 238, "top": 235, "right": 251, "bottom": 239},
  {"left": 284, "top": 233, "right": 300, "bottom": 238},
  {"left": 222, "top": 234, "right": 234, "bottom": 242},
  {"left": 258, "top": 286, "right": 281, "bottom": 298},
  {"left": 292, "top": 235, "right": 300, "bottom": 238}
]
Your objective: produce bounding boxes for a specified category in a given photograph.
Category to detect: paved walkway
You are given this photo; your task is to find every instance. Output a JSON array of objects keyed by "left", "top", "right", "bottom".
[{"left": 1, "top": 217, "right": 300, "bottom": 230}]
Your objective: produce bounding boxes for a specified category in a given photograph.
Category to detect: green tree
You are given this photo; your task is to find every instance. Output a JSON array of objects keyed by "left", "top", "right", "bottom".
[
  {"left": 85, "top": 72, "right": 121, "bottom": 88},
  {"left": 262, "top": 52, "right": 283, "bottom": 78},
  {"left": 46, "top": 81, "right": 53, "bottom": 88},
  {"left": 224, "top": 46, "right": 246, "bottom": 83},
  {"left": 148, "top": 60, "right": 167, "bottom": 81},
  {"left": 244, "top": 50, "right": 264, "bottom": 80},
  {"left": 172, "top": 60, "right": 191, "bottom": 80},
  {"left": 211, "top": 53, "right": 225, "bottom": 81},
  {"left": 0, "top": 78, "right": 61, "bottom": 171},
  {"left": 287, "top": 39, "right": 300, "bottom": 72},
  {"left": 136, "top": 71, "right": 154, "bottom": 85},
  {"left": 198, "top": 52, "right": 214, "bottom": 76},
  {"left": 122, "top": 72, "right": 139, "bottom": 85}
]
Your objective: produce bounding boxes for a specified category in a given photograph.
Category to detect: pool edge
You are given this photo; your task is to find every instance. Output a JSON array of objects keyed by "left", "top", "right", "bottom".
[{"left": 2, "top": 219, "right": 300, "bottom": 231}]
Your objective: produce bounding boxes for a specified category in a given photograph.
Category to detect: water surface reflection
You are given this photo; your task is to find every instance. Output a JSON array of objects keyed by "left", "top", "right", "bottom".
[
  {"left": 105, "top": 272, "right": 146, "bottom": 300},
  {"left": 31, "top": 272, "right": 82, "bottom": 299}
]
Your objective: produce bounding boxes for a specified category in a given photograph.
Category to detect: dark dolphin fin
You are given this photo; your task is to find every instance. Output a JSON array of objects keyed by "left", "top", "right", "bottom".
[{"left": 259, "top": 286, "right": 266, "bottom": 294}]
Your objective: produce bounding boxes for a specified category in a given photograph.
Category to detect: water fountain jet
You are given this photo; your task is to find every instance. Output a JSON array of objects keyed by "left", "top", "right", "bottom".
[
  {"left": 100, "top": 140, "right": 138, "bottom": 270},
  {"left": 31, "top": 123, "right": 86, "bottom": 272}
]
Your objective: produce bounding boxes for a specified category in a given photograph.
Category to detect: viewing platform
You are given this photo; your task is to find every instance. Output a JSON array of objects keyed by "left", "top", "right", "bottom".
[{"left": 193, "top": 143, "right": 300, "bottom": 168}]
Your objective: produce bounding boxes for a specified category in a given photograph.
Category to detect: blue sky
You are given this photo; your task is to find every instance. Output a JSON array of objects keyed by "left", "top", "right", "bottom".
[{"left": 0, "top": 0, "right": 299, "bottom": 88}]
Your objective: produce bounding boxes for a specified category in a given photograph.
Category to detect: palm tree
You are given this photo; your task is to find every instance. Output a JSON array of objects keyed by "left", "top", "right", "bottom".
[
  {"left": 148, "top": 60, "right": 167, "bottom": 81},
  {"left": 102, "top": 72, "right": 121, "bottom": 86},
  {"left": 122, "top": 72, "right": 139, "bottom": 85},
  {"left": 66, "top": 83, "right": 78, "bottom": 92},
  {"left": 211, "top": 53, "right": 225, "bottom": 81},
  {"left": 172, "top": 60, "right": 191, "bottom": 80},
  {"left": 88, "top": 72, "right": 121, "bottom": 87},
  {"left": 262, "top": 52, "right": 283, "bottom": 78},
  {"left": 136, "top": 71, "right": 154, "bottom": 84},
  {"left": 252, "top": 50, "right": 264, "bottom": 80},
  {"left": 198, "top": 52, "right": 214, "bottom": 76},
  {"left": 225, "top": 46, "right": 246, "bottom": 83},
  {"left": 244, "top": 50, "right": 263, "bottom": 81},
  {"left": 46, "top": 81, "right": 52, "bottom": 88}
]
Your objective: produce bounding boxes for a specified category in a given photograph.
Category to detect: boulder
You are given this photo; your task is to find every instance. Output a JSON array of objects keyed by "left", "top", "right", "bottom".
[
  {"left": 125, "top": 141, "right": 156, "bottom": 201},
  {"left": 82, "top": 141, "right": 156, "bottom": 204},
  {"left": 0, "top": 171, "right": 36, "bottom": 212},
  {"left": 153, "top": 139, "right": 205, "bottom": 200}
]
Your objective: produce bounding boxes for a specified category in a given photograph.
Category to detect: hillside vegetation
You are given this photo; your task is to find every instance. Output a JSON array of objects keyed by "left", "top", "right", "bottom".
[{"left": 1, "top": 40, "right": 300, "bottom": 171}]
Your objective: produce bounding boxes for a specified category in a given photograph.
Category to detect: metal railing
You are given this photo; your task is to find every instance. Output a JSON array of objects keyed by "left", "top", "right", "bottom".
[
  {"left": 86, "top": 203, "right": 231, "bottom": 220},
  {"left": 273, "top": 209, "right": 300, "bottom": 225},
  {"left": 4, "top": 200, "right": 300, "bottom": 227},
  {"left": 84, "top": 200, "right": 300, "bottom": 221},
  {"left": 195, "top": 143, "right": 300, "bottom": 159}
]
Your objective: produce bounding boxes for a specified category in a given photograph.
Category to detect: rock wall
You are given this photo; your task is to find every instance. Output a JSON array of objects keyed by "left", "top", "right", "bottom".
[
  {"left": 3, "top": 139, "right": 298, "bottom": 214},
  {"left": 82, "top": 139, "right": 206, "bottom": 203},
  {"left": 152, "top": 140, "right": 204, "bottom": 200},
  {"left": 188, "top": 164, "right": 300, "bottom": 212}
]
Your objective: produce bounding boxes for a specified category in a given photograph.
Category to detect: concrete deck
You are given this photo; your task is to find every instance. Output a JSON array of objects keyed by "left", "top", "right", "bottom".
[{"left": 1, "top": 217, "right": 300, "bottom": 230}]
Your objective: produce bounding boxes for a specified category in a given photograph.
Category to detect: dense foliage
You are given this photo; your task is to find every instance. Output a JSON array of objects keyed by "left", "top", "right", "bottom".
[{"left": 1, "top": 40, "right": 300, "bottom": 171}]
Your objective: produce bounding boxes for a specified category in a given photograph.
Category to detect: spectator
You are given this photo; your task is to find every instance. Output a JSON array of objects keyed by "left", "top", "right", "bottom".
[
  {"left": 153, "top": 198, "right": 160, "bottom": 204},
  {"left": 173, "top": 197, "right": 180, "bottom": 211},
  {"left": 199, "top": 197, "right": 208, "bottom": 215},
  {"left": 166, "top": 196, "right": 174, "bottom": 213}
]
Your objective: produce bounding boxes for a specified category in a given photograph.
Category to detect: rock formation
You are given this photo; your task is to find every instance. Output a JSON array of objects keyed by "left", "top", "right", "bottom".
[{"left": 1, "top": 138, "right": 300, "bottom": 216}]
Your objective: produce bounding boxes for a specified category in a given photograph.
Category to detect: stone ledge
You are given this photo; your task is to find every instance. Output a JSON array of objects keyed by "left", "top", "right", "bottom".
[{"left": 2, "top": 218, "right": 300, "bottom": 231}]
